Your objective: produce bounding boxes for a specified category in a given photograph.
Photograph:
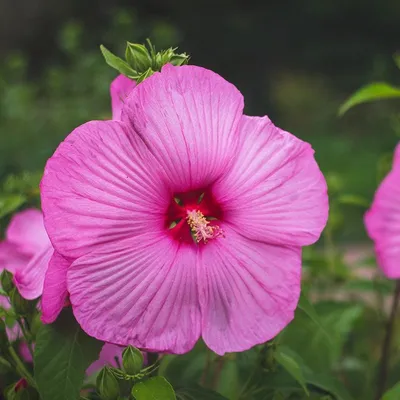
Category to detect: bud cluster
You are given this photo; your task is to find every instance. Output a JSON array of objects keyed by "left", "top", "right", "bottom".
[{"left": 100, "top": 39, "right": 189, "bottom": 83}]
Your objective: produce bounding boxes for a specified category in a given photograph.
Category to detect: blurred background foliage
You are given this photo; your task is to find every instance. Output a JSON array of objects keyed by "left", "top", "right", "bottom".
[
  {"left": 1, "top": 1, "right": 400, "bottom": 242},
  {"left": 1, "top": 1, "right": 400, "bottom": 241}
]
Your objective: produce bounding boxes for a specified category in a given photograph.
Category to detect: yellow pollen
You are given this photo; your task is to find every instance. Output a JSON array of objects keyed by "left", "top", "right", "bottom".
[{"left": 186, "top": 210, "right": 224, "bottom": 243}]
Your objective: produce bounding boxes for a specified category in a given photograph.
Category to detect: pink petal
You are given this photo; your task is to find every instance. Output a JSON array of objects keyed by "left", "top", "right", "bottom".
[
  {"left": 6, "top": 209, "right": 50, "bottom": 255},
  {"left": 14, "top": 245, "right": 53, "bottom": 300},
  {"left": 0, "top": 241, "right": 30, "bottom": 274},
  {"left": 67, "top": 234, "right": 201, "bottom": 354},
  {"left": 213, "top": 116, "right": 328, "bottom": 246},
  {"left": 86, "top": 343, "right": 123, "bottom": 375},
  {"left": 121, "top": 64, "right": 244, "bottom": 192},
  {"left": 365, "top": 143, "right": 400, "bottom": 278},
  {"left": 199, "top": 226, "right": 301, "bottom": 355},
  {"left": 20, "top": 342, "right": 33, "bottom": 363},
  {"left": 41, "top": 251, "right": 71, "bottom": 323},
  {"left": 40, "top": 120, "right": 169, "bottom": 259},
  {"left": 110, "top": 75, "right": 136, "bottom": 120}
]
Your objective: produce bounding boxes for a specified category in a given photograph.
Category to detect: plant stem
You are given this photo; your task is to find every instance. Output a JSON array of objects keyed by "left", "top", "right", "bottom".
[
  {"left": 8, "top": 345, "right": 36, "bottom": 388},
  {"left": 212, "top": 356, "right": 226, "bottom": 390},
  {"left": 17, "top": 319, "right": 34, "bottom": 358},
  {"left": 375, "top": 280, "right": 400, "bottom": 400}
]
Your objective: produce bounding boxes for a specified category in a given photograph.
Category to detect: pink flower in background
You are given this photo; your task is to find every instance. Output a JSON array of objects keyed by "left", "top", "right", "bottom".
[
  {"left": 365, "top": 144, "right": 400, "bottom": 278},
  {"left": 0, "top": 209, "right": 53, "bottom": 299},
  {"left": 86, "top": 343, "right": 123, "bottom": 375},
  {"left": 110, "top": 74, "right": 136, "bottom": 120},
  {"left": 41, "top": 64, "right": 328, "bottom": 355}
]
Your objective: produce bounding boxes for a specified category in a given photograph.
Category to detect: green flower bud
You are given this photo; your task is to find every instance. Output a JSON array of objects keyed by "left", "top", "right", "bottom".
[
  {"left": 122, "top": 345, "right": 144, "bottom": 375},
  {"left": 10, "top": 289, "right": 35, "bottom": 317},
  {"left": 135, "top": 68, "right": 154, "bottom": 84},
  {"left": 260, "top": 342, "right": 276, "bottom": 371},
  {"left": 170, "top": 53, "right": 190, "bottom": 66},
  {"left": 1, "top": 270, "right": 14, "bottom": 294},
  {"left": 96, "top": 366, "right": 120, "bottom": 400},
  {"left": 126, "top": 42, "right": 152, "bottom": 72}
]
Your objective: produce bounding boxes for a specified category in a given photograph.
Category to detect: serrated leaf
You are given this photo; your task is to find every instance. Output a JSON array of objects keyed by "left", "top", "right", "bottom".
[
  {"left": 34, "top": 309, "right": 103, "bottom": 400},
  {"left": 339, "top": 82, "right": 400, "bottom": 115},
  {"left": 382, "top": 382, "right": 400, "bottom": 400},
  {"left": 176, "top": 385, "right": 228, "bottom": 400},
  {"left": 100, "top": 45, "right": 137, "bottom": 77},
  {"left": 0, "top": 194, "right": 26, "bottom": 218},
  {"left": 275, "top": 349, "right": 309, "bottom": 396},
  {"left": 132, "top": 376, "right": 176, "bottom": 400}
]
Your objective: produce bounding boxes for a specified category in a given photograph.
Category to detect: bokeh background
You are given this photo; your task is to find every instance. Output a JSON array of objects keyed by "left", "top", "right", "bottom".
[{"left": 1, "top": 0, "right": 400, "bottom": 241}]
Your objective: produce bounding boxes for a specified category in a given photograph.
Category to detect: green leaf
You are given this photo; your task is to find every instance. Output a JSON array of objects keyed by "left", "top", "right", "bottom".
[
  {"left": 275, "top": 348, "right": 309, "bottom": 396},
  {"left": 100, "top": 45, "right": 137, "bottom": 77},
  {"left": 297, "top": 293, "right": 332, "bottom": 344},
  {"left": 0, "top": 194, "right": 26, "bottom": 218},
  {"left": 176, "top": 385, "right": 228, "bottom": 400},
  {"left": 304, "top": 372, "right": 354, "bottom": 400},
  {"left": 336, "top": 194, "right": 370, "bottom": 208},
  {"left": 382, "top": 382, "right": 400, "bottom": 400},
  {"left": 339, "top": 82, "right": 400, "bottom": 115},
  {"left": 132, "top": 376, "right": 176, "bottom": 400},
  {"left": 34, "top": 309, "right": 103, "bottom": 400}
]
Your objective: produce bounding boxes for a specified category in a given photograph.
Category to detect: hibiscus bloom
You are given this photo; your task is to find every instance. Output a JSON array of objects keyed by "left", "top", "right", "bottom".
[
  {"left": 365, "top": 144, "right": 400, "bottom": 278},
  {"left": 41, "top": 64, "right": 328, "bottom": 355},
  {"left": 0, "top": 209, "right": 53, "bottom": 299},
  {"left": 110, "top": 74, "right": 136, "bottom": 120}
]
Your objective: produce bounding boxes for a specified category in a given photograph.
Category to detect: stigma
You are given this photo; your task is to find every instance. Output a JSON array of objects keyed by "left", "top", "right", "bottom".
[{"left": 186, "top": 210, "right": 224, "bottom": 244}]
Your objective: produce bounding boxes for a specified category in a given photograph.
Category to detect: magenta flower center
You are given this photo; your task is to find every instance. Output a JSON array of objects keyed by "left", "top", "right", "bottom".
[{"left": 166, "top": 188, "right": 224, "bottom": 244}]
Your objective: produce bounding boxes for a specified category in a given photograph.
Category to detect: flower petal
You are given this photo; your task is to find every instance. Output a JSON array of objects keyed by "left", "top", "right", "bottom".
[
  {"left": 6, "top": 209, "right": 49, "bottom": 255},
  {"left": 122, "top": 64, "right": 244, "bottom": 191},
  {"left": 41, "top": 120, "right": 169, "bottom": 259},
  {"left": 110, "top": 75, "right": 136, "bottom": 120},
  {"left": 365, "top": 144, "right": 400, "bottom": 278},
  {"left": 199, "top": 226, "right": 301, "bottom": 355},
  {"left": 14, "top": 245, "right": 53, "bottom": 300},
  {"left": 41, "top": 251, "right": 71, "bottom": 323},
  {"left": 68, "top": 233, "right": 201, "bottom": 354},
  {"left": 0, "top": 242, "right": 30, "bottom": 274},
  {"left": 213, "top": 116, "right": 328, "bottom": 246},
  {"left": 86, "top": 343, "right": 123, "bottom": 375}
]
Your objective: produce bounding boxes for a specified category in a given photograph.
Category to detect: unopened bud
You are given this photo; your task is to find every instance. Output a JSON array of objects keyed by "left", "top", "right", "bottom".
[
  {"left": 96, "top": 366, "right": 120, "bottom": 400},
  {"left": 10, "top": 289, "right": 35, "bottom": 316},
  {"left": 122, "top": 345, "right": 143, "bottom": 375},
  {"left": 1, "top": 270, "right": 14, "bottom": 294},
  {"left": 261, "top": 342, "right": 276, "bottom": 371},
  {"left": 126, "top": 43, "right": 152, "bottom": 72}
]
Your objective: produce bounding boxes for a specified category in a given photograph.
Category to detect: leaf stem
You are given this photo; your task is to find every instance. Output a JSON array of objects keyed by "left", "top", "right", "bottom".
[
  {"left": 375, "top": 280, "right": 400, "bottom": 400},
  {"left": 17, "top": 319, "right": 34, "bottom": 358},
  {"left": 8, "top": 345, "right": 36, "bottom": 388}
]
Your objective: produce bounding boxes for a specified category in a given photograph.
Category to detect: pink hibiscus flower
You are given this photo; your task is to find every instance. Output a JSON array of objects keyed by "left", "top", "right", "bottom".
[
  {"left": 365, "top": 144, "right": 400, "bottom": 278},
  {"left": 110, "top": 74, "right": 136, "bottom": 120},
  {"left": 0, "top": 209, "right": 53, "bottom": 300},
  {"left": 40, "top": 64, "right": 328, "bottom": 355}
]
